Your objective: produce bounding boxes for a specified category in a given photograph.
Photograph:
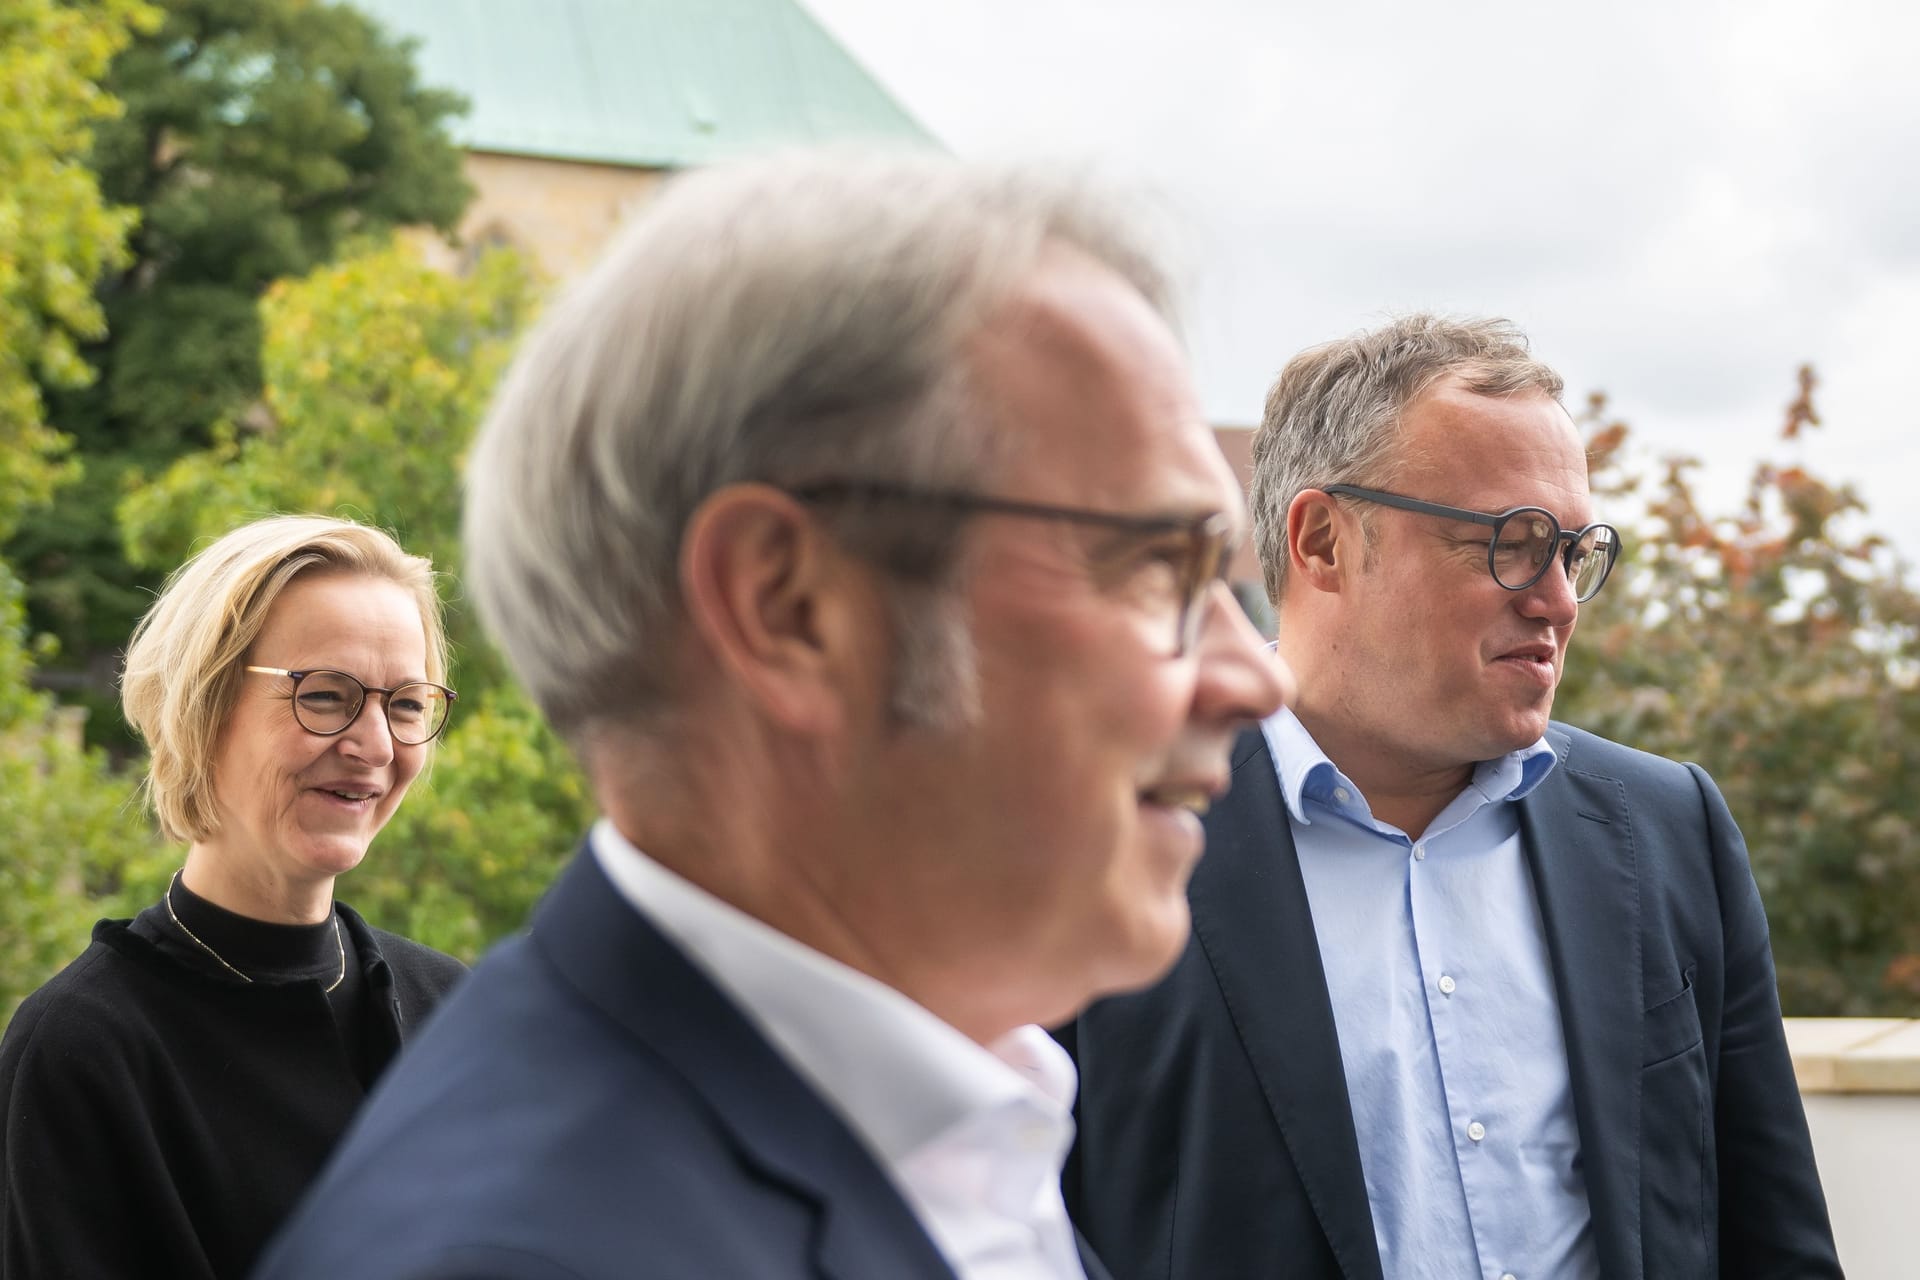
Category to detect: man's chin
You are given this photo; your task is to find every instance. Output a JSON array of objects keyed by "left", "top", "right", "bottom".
[
  {"left": 1087, "top": 909, "right": 1193, "bottom": 1007},
  {"left": 1497, "top": 711, "right": 1554, "bottom": 753}
]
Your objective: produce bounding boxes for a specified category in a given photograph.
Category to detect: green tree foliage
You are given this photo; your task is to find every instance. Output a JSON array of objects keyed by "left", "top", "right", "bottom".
[
  {"left": 0, "top": 0, "right": 171, "bottom": 1023},
  {"left": 1558, "top": 369, "right": 1920, "bottom": 1015},
  {"left": 8, "top": 0, "right": 471, "bottom": 719},
  {"left": 82, "top": 0, "right": 470, "bottom": 457},
  {"left": 0, "top": 563, "right": 171, "bottom": 1023},
  {"left": 0, "top": 0, "right": 154, "bottom": 544},
  {"left": 120, "top": 240, "right": 531, "bottom": 583}
]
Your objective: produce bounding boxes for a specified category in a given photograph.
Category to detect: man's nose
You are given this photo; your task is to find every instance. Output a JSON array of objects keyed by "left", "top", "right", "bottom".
[
  {"left": 1519, "top": 553, "right": 1581, "bottom": 628},
  {"left": 1191, "top": 581, "right": 1294, "bottom": 725}
]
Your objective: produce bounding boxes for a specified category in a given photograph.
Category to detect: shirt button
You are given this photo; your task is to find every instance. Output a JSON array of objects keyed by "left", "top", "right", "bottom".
[
  {"left": 1333, "top": 787, "right": 1350, "bottom": 804},
  {"left": 1467, "top": 1121, "right": 1486, "bottom": 1142},
  {"left": 1438, "top": 974, "right": 1456, "bottom": 995},
  {"left": 1501, "top": 1273, "right": 1517, "bottom": 1280},
  {"left": 1413, "top": 843, "right": 1427, "bottom": 861}
]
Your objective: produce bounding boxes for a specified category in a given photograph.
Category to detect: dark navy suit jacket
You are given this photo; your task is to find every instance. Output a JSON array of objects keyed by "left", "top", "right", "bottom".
[
  {"left": 259, "top": 847, "right": 1112, "bottom": 1280},
  {"left": 1063, "top": 723, "right": 1841, "bottom": 1280}
]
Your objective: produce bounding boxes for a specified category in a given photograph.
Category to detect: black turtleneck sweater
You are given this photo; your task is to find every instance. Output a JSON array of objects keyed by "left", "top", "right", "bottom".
[
  {"left": 165, "top": 879, "right": 373, "bottom": 1073},
  {"left": 0, "top": 885, "right": 466, "bottom": 1279}
]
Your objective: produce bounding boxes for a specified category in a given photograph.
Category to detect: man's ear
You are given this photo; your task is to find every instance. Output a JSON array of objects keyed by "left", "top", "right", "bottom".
[
  {"left": 678, "top": 485, "right": 865, "bottom": 735},
  {"left": 1287, "top": 489, "right": 1349, "bottom": 593}
]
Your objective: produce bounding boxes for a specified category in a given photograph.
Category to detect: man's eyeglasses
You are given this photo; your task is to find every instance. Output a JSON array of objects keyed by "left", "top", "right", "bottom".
[
  {"left": 1323, "top": 484, "right": 1621, "bottom": 603},
  {"left": 786, "top": 480, "right": 1235, "bottom": 657},
  {"left": 243, "top": 667, "right": 458, "bottom": 745}
]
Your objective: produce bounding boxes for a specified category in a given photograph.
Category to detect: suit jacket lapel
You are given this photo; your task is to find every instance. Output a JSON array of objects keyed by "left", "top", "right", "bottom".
[
  {"left": 1076, "top": 1227, "right": 1114, "bottom": 1280},
  {"left": 1190, "top": 729, "right": 1383, "bottom": 1280},
  {"left": 1517, "top": 727, "right": 1642, "bottom": 1280},
  {"left": 530, "top": 846, "right": 959, "bottom": 1280}
]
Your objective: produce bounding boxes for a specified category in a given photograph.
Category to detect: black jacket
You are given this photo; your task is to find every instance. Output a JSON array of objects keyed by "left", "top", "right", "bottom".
[{"left": 0, "top": 897, "right": 465, "bottom": 1279}]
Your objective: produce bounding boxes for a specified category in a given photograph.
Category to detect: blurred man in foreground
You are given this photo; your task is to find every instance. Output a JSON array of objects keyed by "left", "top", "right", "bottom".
[
  {"left": 257, "top": 149, "right": 1291, "bottom": 1279},
  {"left": 1065, "top": 315, "right": 1840, "bottom": 1280}
]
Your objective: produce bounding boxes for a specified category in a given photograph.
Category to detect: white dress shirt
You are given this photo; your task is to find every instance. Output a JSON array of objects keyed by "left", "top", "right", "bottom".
[{"left": 591, "top": 820, "right": 1088, "bottom": 1280}]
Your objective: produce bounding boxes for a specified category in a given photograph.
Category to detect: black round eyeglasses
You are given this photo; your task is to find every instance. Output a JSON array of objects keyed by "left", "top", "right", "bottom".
[{"left": 1324, "top": 484, "right": 1621, "bottom": 603}]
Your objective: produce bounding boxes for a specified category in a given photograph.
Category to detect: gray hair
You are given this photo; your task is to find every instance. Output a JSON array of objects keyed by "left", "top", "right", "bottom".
[
  {"left": 464, "top": 147, "right": 1177, "bottom": 737},
  {"left": 1249, "top": 313, "right": 1564, "bottom": 605}
]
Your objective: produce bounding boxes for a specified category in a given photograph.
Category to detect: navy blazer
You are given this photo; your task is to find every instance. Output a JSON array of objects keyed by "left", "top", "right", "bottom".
[
  {"left": 260, "top": 847, "right": 1113, "bottom": 1280},
  {"left": 1064, "top": 723, "right": 1841, "bottom": 1280}
]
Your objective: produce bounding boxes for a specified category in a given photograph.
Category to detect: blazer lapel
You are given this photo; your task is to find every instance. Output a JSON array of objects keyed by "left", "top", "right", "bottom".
[
  {"left": 1189, "top": 729, "right": 1383, "bottom": 1280},
  {"left": 530, "top": 846, "right": 959, "bottom": 1280},
  {"left": 1075, "top": 1227, "right": 1114, "bottom": 1280},
  {"left": 1517, "top": 728, "right": 1642, "bottom": 1280}
]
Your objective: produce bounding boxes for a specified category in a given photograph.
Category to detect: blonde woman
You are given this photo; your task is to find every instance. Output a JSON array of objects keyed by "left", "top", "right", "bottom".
[{"left": 0, "top": 515, "right": 466, "bottom": 1279}]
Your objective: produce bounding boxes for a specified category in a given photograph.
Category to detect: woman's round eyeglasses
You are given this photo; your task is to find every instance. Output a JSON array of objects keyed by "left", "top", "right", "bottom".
[{"left": 243, "top": 666, "right": 458, "bottom": 744}]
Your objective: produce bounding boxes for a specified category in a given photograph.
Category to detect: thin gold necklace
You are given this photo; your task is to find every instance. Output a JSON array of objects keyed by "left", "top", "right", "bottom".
[{"left": 165, "top": 869, "right": 345, "bottom": 993}]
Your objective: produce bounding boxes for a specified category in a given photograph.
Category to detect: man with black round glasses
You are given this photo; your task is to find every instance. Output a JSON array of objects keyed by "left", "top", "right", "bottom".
[{"left": 1064, "top": 314, "right": 1840, "bottom": 1280}]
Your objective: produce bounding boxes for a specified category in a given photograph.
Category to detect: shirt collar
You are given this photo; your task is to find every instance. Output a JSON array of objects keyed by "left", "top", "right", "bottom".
[
  {"left": 1260, "top": 707, "right": 1557, "bottom": 826},
  {"left": 588, "top": 820, "right": 1076, "bottom": 1167}
]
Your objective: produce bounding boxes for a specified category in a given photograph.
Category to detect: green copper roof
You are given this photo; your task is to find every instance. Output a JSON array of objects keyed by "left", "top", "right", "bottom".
[{"left": 348, "top": 0, "right": 938, "bottom": 168}]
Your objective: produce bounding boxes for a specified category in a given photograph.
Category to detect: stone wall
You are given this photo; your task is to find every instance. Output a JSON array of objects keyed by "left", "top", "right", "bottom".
[{"left": 409, "top": 151, "right": 668, "bottom": 281}]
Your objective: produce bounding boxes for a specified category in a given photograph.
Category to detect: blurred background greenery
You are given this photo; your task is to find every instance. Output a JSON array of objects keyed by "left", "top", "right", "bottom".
[{"left": 4, "top": 0, "right": 1916, "bottom": 1026}]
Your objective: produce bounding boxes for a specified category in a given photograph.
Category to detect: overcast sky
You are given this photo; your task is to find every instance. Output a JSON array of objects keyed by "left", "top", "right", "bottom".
[{"left": 801, "top": 0, "right": 1920, "bottom": 562}]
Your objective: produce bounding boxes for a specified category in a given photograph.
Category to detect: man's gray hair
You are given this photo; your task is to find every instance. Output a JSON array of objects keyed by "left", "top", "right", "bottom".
[
  {"left": 1249, "top": 313, "right": 1564, "bottom": 606},
  {"left": 464, "top": 148, "right": 1177, "bottom": 736}
]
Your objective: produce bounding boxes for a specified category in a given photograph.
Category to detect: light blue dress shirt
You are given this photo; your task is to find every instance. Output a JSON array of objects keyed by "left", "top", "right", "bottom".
[{"left": 1262, "top": 709, "right": 1601, "bottom": 1280}]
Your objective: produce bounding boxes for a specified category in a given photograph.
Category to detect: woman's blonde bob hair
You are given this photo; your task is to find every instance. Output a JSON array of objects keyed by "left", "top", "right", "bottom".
[{"left": 120, "top": 515, "right": 448, "bottom": 843}]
